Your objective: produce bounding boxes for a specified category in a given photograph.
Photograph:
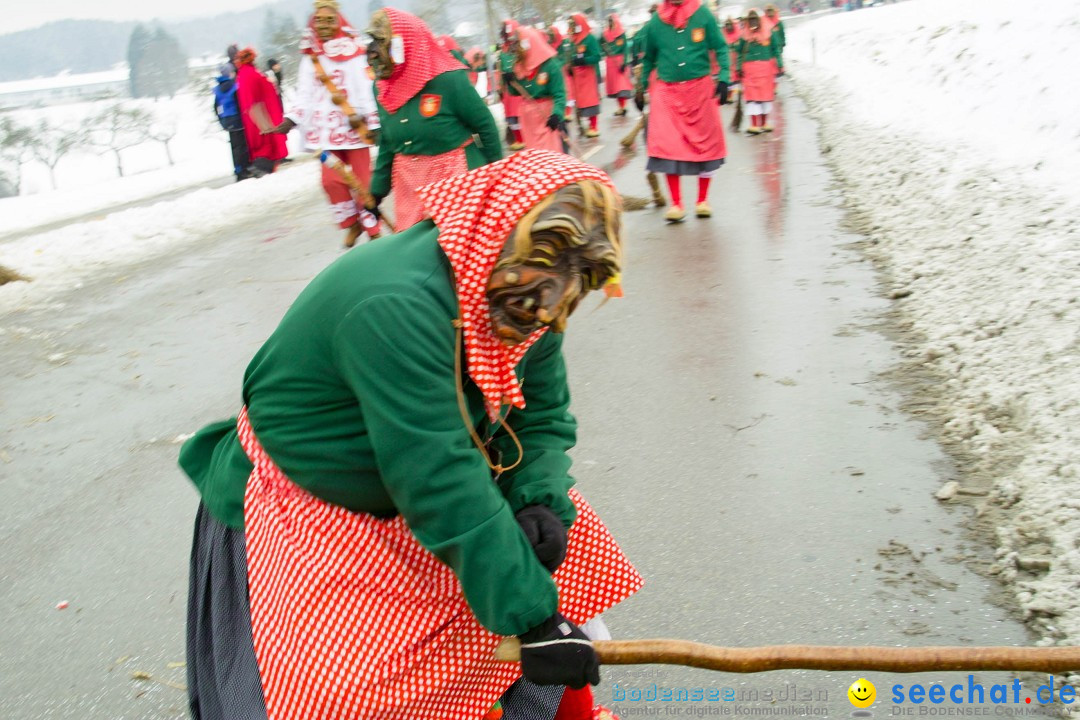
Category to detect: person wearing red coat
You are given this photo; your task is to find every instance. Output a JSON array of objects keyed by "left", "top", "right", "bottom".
[{"left": 234, "top": 48, "right": 287, "bottom": 175}]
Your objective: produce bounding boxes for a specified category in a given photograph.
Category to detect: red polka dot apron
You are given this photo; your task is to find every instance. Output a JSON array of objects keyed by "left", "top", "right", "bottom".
[
  {"left": 241, "top": 408, "right": 642, "bottom": 719},
  {"left": 390, "top": 142, "right": 470, "bottom": 230}
]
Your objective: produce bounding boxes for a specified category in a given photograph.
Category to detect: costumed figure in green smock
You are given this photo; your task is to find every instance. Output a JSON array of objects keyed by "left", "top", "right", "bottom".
[
  {"left": 636, "top": 0, "right": 731, "bottom": 223},
  {"left": 764, "top": 4, "right": 786, "bottom": 74},
  {"left": 601, "top": 14, "right": 634, "bottom": 117},
  {"left": 734, "top": 8, "right": 784, "bottom": 134},
  {"left": 567, "top": 13, "right": 603, "bottom": 138},
  {"left": 500, "top": 19, "right": 526, "bottom": 150},
  {"left": 180, "top": 149, "right": 642, "bottom": 720},
  {"left": 506, "top": 26, "right": 568, "bottom": 154},
  {"left": 366, "top": 8, "right": 503, "bottom": 230},
  {"left": 547, "top": 25, "right": 577, "bottom": 123}
]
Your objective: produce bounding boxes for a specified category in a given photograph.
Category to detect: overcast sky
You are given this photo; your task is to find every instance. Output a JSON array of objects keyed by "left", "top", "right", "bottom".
[{"left": 0, "top": 0, "right": 274, "bottom": 34}]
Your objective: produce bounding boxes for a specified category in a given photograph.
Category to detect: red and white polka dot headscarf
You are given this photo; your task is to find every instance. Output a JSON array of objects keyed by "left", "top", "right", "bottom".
[{"left": 418, "top": 149, "right": 617, "bottom": 421}]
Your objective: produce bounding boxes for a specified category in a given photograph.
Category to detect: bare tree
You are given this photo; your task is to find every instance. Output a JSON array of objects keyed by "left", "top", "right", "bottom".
[
  {"left": 91, "top": 103, "right": 152, "bottom": 177},
  {"left": 148, "top": 119, "right": 178, "bottom": 166},
  {"left": 495, "top": 0, "right": 584, "bottom": 26},
  {"left": 31, "top": 120, "right": 79, "bottom": 190},
  {"left": 0, "top": 115, "right": 38, "bottom": 197}
]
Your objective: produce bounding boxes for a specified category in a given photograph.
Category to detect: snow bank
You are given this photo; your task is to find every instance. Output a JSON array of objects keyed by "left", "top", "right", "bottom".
[
  {"left": 787, "top": 0, "right": 1080, "bottom": 646},
  {"left": 0, "top": 162, "right": 319, "bottom": 311}
]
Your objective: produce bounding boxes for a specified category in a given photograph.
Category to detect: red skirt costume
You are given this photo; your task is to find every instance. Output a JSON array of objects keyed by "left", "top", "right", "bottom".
[
  {"left": 741, "top": 59, "right": 776, "bottom": 102},
  {"left": 605, "top": 56, "right": 633, "bottom": 98},
  {"left": 646, "top": 75, "right": 726, "bottom": 164},
  {"left": 569, "top": 15, "right": 601, "bottom": 115}
]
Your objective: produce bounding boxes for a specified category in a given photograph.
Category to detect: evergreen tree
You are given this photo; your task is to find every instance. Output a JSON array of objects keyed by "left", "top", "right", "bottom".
[
  {"left": 127, "top": 24, "right": 153, "bottom": 97},
  {"left": 128, "top": 26, "right": 188, "bottom": 99}
]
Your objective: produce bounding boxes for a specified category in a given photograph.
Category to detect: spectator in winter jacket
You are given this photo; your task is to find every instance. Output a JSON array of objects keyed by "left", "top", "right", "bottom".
[
  {"left": 266, "top": 58, "right": 284, "bottom": 98},
  {"left": 213, "top": 71, "right": 251, "bottom": 181}
]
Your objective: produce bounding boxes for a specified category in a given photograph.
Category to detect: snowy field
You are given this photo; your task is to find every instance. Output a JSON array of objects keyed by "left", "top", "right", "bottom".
[
  {"left": 0, "top": 92, "right": 273, "bottom": 236},
  {"left": 787, "top": 0, "right": 1080, "bottom": 649}
]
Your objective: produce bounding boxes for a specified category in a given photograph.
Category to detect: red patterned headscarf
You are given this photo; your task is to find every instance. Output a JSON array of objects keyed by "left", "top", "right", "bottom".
[
  {"left": 514, "top": 26, "right": 557, "bottom": 76},
  {"left": 501, "top": 19, "right": 520, "bottom": 50},
  {"left": 547, "top": 25, "right": 564, "bottom": 49},
  {"left": 657, "top": 0, "right": 702, "bottom": 29},
  {"left": 603, "top": 13, "right": 625, "bottom": 43},
  {"left": 299, "top": 10, "right": 366, "bottom": 61},
  {"left": 418, "top": 150, "right": 618, "bottom": 420},
  {"left": 744, "top": 8, "right": 772, "bottom": 45},
  {"left": 570, "top": 13, "right": 592, "bottom": 43},
  {"left": 436, "top": 34, "right": 462, "bottom": 52},
  {"left": 375, "top": 8, "right": 465, "bottom": 114}
]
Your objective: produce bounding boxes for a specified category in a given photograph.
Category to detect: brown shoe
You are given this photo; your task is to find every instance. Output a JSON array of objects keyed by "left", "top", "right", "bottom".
[{"left": 344, "top": 224, "right": 364, "bottom": 248}]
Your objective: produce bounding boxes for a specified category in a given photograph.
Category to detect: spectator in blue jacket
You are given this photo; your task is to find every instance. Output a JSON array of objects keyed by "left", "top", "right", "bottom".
[{"left": 213, "top": 69, "right": 251, "bottom": 181}]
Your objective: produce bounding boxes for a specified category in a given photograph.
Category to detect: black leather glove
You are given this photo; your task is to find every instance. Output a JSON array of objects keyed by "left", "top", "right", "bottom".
[
  {"left": 365, "top": 195, "right": 384, "bottom": 220},
  {"left": 515, "top": 504, "right": 567, "bottom": 572},
  {"left": 518, "top": 613, "right": 599, "bottom": 688},
  {"left": 573, "top": 55, "right": 588, "bottom": 66},
  {"left": 634, "top": 90, "right": 646, "bottom": 112},
  {"left": 545, "top": 114, "right": 562, "bottom": 132},
  {"left": 715, "top": 80, "right": 729, "bottom": 105},
  {"left": 502, "top": 71, "right": 516, "bottom": 87}
]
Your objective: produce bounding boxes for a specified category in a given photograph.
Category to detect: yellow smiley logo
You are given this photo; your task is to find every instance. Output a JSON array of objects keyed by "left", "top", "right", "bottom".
[{"left": 848, "top": 678, "right": 876, "bottom": 708}]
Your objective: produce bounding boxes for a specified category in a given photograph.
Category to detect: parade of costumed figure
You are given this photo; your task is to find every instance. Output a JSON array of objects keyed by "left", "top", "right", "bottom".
[
  {"left": 735, "top": 8, "right": 783, "bottom": 134},
  {"left": 234, "top": 47, "right": 287, "bottom": 176},
  {"left": 764, "top": 3, "right": 786, "bottom": 73},
  {"left": 506, "top": 26, "right": 567, "bottom": 154},
  {"left": 601, "top": 14, "right": 633, "bottom": 117},
  {"left": 268, "top": 0, "right": 382, "bottom": 248},
  {"left": 499, "top": 19, "right": 526, "bottom": 150},
  {"left": 547, "top": 25, "right": 576, "bottom": 122},
  {"left": 567, "top": 13, "right": 603, "bottom": 138},
  {"left": 366, "top": 8, "right": 503, "bottom": 231},
  {"left": 636, "top": 0, "right": 731, "bottom": 222},
  {"left": 180, "top": 149, "right": 642, "bottom": 720}
]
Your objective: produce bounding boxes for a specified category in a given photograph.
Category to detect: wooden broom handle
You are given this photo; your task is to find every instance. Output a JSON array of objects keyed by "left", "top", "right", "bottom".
[{"left": 495, "top": 638, "right": 1080, "bottom": 674}]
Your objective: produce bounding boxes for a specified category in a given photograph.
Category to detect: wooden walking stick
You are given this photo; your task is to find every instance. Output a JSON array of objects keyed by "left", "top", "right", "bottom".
[
  {"left": 310, "top": 56, "right": 377, "bottom": 144},
  {"left": 320, "top": 152, "right": 396, "bottom": 233},
  {"left": 496, "top": 638, "right": 1080, "bottom": 674}
]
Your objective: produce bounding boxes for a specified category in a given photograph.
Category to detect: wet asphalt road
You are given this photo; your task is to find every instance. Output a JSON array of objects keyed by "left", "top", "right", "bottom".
[{"left": 0, "top": 89, "right": 1033, "bottom": 719}]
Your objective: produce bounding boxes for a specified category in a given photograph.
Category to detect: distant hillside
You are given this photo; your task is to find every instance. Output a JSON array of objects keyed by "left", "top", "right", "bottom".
[
  {"left": 0, "top": 20, "right": 137, "bottom": 81},
  {"left": 0, "top": 0, "right": 378, "bottom": 82}
]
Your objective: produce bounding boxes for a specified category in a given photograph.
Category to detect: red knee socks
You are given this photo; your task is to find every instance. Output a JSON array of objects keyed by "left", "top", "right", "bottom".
[
  {"left": 617, "top": 97, "right": 627, "bottom": 110},
  {"left": 554, "top": 686, "right": 594, "bottom": 720},
  {"left": 698, "top": 176, "right": 711, "bottom": 203},
  {"left": 511, "top": 128, "right": 524, "bottom": 144},
  {"left": 666, "top": 174, "right": 682, "bottom": 207},
  {"left": 761, "top": 113, "right": 769, "bottom": 127},
  {"left": 589, "top": 115, "right": 598, "bottom": 131}
]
